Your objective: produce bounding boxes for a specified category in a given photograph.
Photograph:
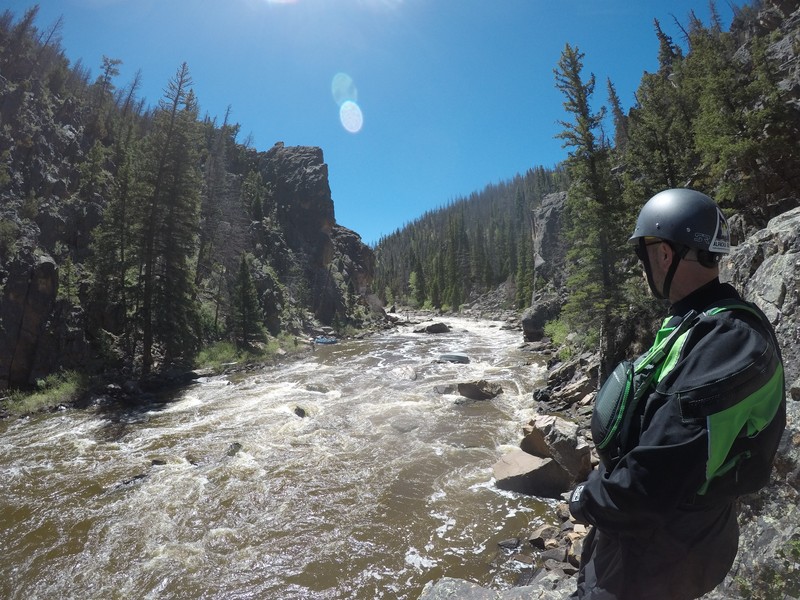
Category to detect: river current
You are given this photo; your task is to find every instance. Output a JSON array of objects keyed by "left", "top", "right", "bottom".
[{"left": 1, "top": 316, "right": 552, "bottom": 600}]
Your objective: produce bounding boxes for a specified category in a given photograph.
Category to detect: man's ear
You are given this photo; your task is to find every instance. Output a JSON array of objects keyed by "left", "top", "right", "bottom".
[{"left": 659, "top": 242, "right": 675, "bottom": 267}]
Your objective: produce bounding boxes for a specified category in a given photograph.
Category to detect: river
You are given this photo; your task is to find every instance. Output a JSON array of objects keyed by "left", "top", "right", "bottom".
[{"left": 1, "top": 316, "right": 552, "bottom": 600}]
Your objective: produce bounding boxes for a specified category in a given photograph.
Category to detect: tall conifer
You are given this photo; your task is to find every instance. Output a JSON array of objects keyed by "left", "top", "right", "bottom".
[
  {"left": 232, "top": 253, "right": 264, "bottom": 346},
  {"left": 137, "top": 63, "right": 202, "bottom": 373},
  {"left": 554, "top": 43, "right": 625, "bottom": 370}
]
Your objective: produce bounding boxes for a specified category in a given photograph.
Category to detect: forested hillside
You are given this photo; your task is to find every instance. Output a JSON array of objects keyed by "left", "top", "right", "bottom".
[
  {"left": 0, "top": 6, "right": 380, "bottom": 390},
  {"left": 374, "top": 166, "right": 569, "bottom": 312},
  {"left": 375, "top": 0, "right": 800, "bottom": 370}
]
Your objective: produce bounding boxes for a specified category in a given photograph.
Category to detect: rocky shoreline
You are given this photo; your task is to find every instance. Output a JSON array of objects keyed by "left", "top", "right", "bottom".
[{"left": 419, "top": 332, "right": 800, "bottom": 599}]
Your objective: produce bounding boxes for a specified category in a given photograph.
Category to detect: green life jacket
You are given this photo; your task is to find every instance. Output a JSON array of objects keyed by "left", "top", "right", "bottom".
[{"left": 592, "top": 301, "right": 785, "bottom": 496}]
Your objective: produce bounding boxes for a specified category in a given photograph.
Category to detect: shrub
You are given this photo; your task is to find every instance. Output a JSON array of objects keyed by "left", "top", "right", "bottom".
[
  {"left": 0, "top": 219, "right": 18, "bottom": 258},
  {"left": 3, "top": 371, "right": 87, "bottom": 415}
]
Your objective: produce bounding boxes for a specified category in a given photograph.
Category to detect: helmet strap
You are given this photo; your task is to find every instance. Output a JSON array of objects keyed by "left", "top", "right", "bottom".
[{"left": 661, "top": 243, "right": 689, "bottom": 300}]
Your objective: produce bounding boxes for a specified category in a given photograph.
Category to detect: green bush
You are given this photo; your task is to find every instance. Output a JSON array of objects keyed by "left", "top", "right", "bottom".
[
  {"left": 0, "top": 219, "right": 18, "bottom": 258},
  {"left": 544, "top": 318, "right": 569, "bottom": 346},
  {"left": 195, "top": 341, "right": 247, "bottom": 369},
  {"left": 3, "top": 371, "right": 87, "bottom": 415},
  {"left": 195, "top": 333, "right": 303, "bottom": 373}
]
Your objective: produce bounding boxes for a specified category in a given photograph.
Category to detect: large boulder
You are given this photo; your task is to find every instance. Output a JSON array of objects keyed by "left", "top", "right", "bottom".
[
  {"left": 492, "top": 449, "right": 572, "bottom": 499},
  {"left": 414, "top": 322, "right": 451, "bottom": 334},
  {"left": 521, "top": 414, "right": 592, "bottom": 483},
  {"left": 521, "top": 286, "right": 562, "bottom": 342},
  {"left": 457, "top": 380, "right": 503, "bottom": 400}
]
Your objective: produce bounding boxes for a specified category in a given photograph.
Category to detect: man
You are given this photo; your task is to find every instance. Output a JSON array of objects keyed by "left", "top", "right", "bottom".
[{"left": 569, "top": 188, "right": 786, "bottom": 599}]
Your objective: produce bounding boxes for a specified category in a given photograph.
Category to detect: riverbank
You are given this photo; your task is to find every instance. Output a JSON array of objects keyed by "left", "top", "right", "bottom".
[{"left": 0, "top": 318, "right": 395, "bottom": 418}]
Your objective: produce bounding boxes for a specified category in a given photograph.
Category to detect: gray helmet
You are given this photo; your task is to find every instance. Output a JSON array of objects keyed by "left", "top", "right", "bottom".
[{"left": 629, "top": 188, "right": 730, "bottom": 254}]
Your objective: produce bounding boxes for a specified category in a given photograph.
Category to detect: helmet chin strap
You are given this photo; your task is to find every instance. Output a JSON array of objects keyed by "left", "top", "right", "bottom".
[{"left": 640, "top": 239, "right": 688, "bottom": 300}]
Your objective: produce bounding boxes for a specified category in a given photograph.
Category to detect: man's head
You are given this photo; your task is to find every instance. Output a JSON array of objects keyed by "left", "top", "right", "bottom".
[{"left": 630, "top": 188, "right": 730, "bottom": 302}]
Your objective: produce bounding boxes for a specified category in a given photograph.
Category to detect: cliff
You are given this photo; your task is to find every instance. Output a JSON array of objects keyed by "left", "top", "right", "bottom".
[{"left": 0, "top": 136, "right": 379, "bottom": 390}]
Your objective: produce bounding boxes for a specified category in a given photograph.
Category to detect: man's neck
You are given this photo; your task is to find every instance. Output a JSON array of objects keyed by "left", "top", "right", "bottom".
[{"left": 670, "top": 278, "right": 740, "bottom": 316}]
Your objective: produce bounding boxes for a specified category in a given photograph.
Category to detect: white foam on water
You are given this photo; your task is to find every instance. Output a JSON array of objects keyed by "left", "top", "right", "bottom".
[
  {"left": 404, "top": 546, "right": 438, "bottom": 570},
  {"left": 1, "top": 315, "right": 553, "bottom": 599}
]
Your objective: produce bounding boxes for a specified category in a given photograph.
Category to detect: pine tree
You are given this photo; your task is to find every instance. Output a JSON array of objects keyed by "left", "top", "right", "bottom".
[
  {"left": 554, "top": 43, "right": 626, "bottom": 368},
  {"left": 137, "top": 63, "right": 202, "bottom": 373},
  {"left": 625, "top": 19, "right": 696, "bottom": 191},
  {"left": 408, "top": 251, "right": 426, "bottom": 307},
  {"left": 87, "top": 55, "right": 122, "bottom": 140},
  {"left": 232, "top": 253, "right": 264, "bottom": 347},
  {"left": 606, "top": 78, "right": 628, "bottom": 154},
  {"left": 87, "top": 69, "right": 143, "bottom": 362},
  {"left": 515, "top": 233, "right": 533, "bottom": 309},
  {"left": 685, "top": 21, "right": 800, "bottom": 219},
  {"left": 195, "top": 108, "right": 232, "bottom": 287}
]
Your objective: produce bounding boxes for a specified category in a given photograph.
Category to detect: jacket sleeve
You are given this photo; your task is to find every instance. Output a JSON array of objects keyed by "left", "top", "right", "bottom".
[{"left": 570, "top": 314, "right": 777, "bottom": 533}]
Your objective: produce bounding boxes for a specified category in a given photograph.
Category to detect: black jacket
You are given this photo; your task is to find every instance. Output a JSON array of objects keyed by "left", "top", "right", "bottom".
[{"left": 569, "top": 279, "right": 786, "bottom": 600}]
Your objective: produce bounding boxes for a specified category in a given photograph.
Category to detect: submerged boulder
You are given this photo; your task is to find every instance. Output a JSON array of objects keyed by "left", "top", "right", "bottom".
[
  {"left": 414, "top": 322, "right": 451, "bottom": 334},
  {"left": 437, "top": 353, "right": 470, "bottom": 364},
  {"left": 457, "top": 380, "right": 503, "bottom": 400}
]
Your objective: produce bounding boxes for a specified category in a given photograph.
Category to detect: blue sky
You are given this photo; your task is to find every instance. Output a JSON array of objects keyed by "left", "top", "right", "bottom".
[{"left": 9, "top": 0, "right": 735, "bottom": 245}]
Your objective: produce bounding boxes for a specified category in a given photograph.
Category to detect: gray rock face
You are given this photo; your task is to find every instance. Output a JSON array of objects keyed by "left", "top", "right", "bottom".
[
  {"left": 522, "top": 192, "right": 567, "bottom": 342},
  {"left": 263, "top": 142, "right": 335, "bottom": 247},
  {"left": 531, "top": 192, "right": 567, "bottom": 288},
  {"left": 0, "top": 252, "right": 58, "bottom": 389},
  {"left": 257, "top": 142, "right": 378, "bottom": 326},
  {"left": 720, "top": 205, "right": 800, "bottom": 388}
]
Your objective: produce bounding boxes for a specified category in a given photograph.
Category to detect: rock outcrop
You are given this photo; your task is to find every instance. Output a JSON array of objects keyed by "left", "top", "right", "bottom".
[
  {"left": 0, "top": 252, "right": 58, "bottom": 389},
  {"left": 522, "top": 192, "right": 567, "bottom": 342},
  {"left": 720, "top": 205, "right": 800, "bottom": 393},
  {"left": 262, "top": 142, "right": 336, "bottom": 255},
  {"left": 256, "top": 142, "right": 380, "bottom": 327}
]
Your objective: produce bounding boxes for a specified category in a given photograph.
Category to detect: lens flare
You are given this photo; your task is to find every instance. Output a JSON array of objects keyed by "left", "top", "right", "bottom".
[
  {"left": 332, "top": 72, "right": 363, "bottom": 133},
  {"left": 339, "top": 100, "right": 364, "bottom": 133},
  {"left": 331, "top": 72, "right": 357, "bottom": 106}
]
